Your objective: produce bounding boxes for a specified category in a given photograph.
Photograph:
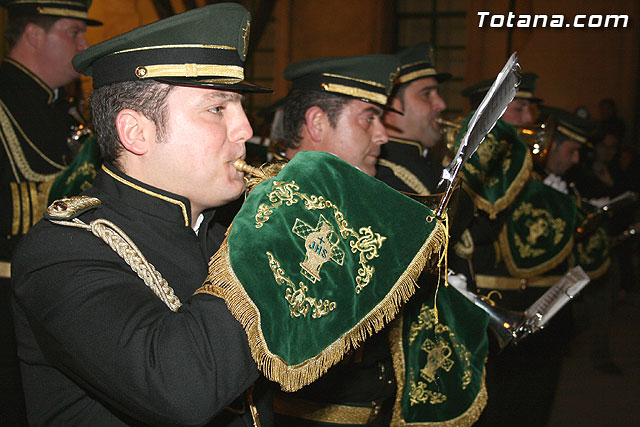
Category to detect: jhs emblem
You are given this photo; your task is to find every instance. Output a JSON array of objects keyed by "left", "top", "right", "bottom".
[
  {"left": 292, "top": 214, "right": 345, "bottom": 283},
  {"left": 420, "top": 338, "right": 454, "bottom": 383}
]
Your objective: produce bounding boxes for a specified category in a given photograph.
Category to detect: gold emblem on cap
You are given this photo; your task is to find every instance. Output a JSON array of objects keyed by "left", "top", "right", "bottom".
[
  {"left": 135, "top": 66, "right": 148, "bottom": 78},
  {"left": 242, "top": 21, "right": 251, "bottom": 58}
]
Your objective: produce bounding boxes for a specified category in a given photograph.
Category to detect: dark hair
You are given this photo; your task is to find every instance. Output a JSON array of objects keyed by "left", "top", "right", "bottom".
[
  {"left": 281, "top": 89, "right": 350, "bottom": 149},
  {"left": 5, "top": 12, "right": 59, "bottom": 48},
  {"left": 90, "top": 80, "right": 174, "bottom": 169}
]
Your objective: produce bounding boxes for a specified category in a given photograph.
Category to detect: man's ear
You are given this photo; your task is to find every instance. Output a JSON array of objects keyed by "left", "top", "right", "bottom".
[
  {"left": 115, "top": 109, "right": 154, "bottom": 155},
  {"left": 23, "top": 22, "right": 46, "bottom": 49},
  {"left": 383, "top": 96, "right": 404, "bottom": 131},
  {"left": 304, "top": 106, "right": 329, "bottom": 143}
]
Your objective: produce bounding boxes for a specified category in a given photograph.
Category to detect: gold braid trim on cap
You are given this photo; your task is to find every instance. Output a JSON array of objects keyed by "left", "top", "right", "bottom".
[
  {"left": 397, "top": 68, "right": 437, "bottom": 84},
  {"left": 556, "top": 125, "right": 587, "bottom": 144},
  {"left": 37, "top": 7, "right": 89, "bottom": 19},
  {"left": 462, "top": 145, "right": 533, "bottom": 219},
  {"left": 389, "top": 313, "right": 488, "bottom": 426},
  {"left": 135, "top": 64, "right": 243, "bottom": 80},
  {"left": 377, "top": 159, "right": 430, "bottom": 195},
  {"left": 321, "top": 83, "right": 387, "bottom": 106},
  {"left": 49, "top": 216, "right": 182, "bottom": 312},
  {"left": 515, "top": 90, "right": 533, "bottom": 99},
  {"left": 206, "top": 218, "right": 448, "bottom": 392}
]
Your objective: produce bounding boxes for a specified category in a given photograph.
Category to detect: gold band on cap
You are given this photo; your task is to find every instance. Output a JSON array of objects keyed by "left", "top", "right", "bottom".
[
  {"left": 37, "top": 7, "right": 89, "bottom": 19},
  {"left": 134, "top": 63, "right": 244, "bottom": 80},
  {"left": 322, "top": 73, "right": 385, "bottom": 88},
  {"left": 556, "top": 125, "right": 587, "bottom": 144},
  {"left": 113, "top": 44, "right": 236, "bottom": 55},
  {"left": 397, "top": 67, "right": 437, "bottom": 84},
  {"left": 515, "top": 90, "right": 533, "bottom": 99},
  {"left": 321, "top": 83, "right": 387, "bottom": 106}
]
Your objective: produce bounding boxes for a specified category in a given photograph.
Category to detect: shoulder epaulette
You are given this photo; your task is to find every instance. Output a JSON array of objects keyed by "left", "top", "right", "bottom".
[{"left": 44, "top": 196, "right": 102, "bottom": 221}]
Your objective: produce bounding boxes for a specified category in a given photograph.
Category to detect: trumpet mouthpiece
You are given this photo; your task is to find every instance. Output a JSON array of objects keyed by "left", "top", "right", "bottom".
[{"left": 234, "top": 159, "right": 267, "bottom": 179}]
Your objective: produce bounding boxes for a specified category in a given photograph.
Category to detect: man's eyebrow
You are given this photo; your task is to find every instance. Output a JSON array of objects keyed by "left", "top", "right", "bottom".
[
  {"left": 203, "top": 91, "right": 245, "bottom": 103},
  {"left": 363, "top": 105, "right": 384, "bottom": 116},
  {"left": 419, "top": 84, "right": 439, "bottom": 92}
]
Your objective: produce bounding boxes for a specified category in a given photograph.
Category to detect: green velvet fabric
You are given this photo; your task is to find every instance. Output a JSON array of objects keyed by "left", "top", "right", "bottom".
[
  {"left": 452, "top": 116, "right": 532, "bottom": 218},
  {"left": 500, "top": 178, "right": 577, "bottom": 277},
  {"left": 227, "top": 151, "right": 444, "bottom": 367},
  {"left": 48, "top": 136, "right": 100, "bottom": 203},
  {"left": 571, "top": 210, "right": 611, "bottom": 278},
  {"left": 392, "top": 281, "right": 489, "bottom": 424}
]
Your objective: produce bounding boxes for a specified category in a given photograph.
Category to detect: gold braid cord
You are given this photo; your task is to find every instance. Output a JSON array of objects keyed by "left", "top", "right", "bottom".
[
  {"left": 377, "top": 158, "right": 430, "bottom": 195},
  {"left": 50, "top": 218, "right": 182, "bottom": 312},
  {"left": 206, "top": 218, "right": 448, "bottom": 392}
]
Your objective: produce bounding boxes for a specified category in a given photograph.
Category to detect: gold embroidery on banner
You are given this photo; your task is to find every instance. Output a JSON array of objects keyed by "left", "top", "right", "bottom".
[
  {"left": 10, "top": 182, "right": 20, "bottom": 235},
  {"left": 511, "top": 201, "right": 566, "bottom": 259},
  {"left": 407, "top": 377, "right": 447, "bottom": 405},
  {"left": 266, "top": 251, "right": 336, "bottom": 318},
  {"left": 420, "top": 338, "right": 454, "bottom": 382},
  {"left": 408, "top": 303, "right": 438, "bottom": 344},
  {"left": 64, "top": 161, "right": 96, "bottom": 185},
  {"left": 257, "top": 180, "right": 386, "bottom": 294},
  {"left": 403, "top": 301, "right": 474, "bottom": 406},
  {"left": 292, "top": 214, "right": 344, "bottom": 283}
]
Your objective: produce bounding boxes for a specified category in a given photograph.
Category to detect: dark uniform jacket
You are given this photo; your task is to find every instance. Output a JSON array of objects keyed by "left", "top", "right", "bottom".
[
  {"left": 0, "top": 58, "right": 78, "bottom": 262},
  {"left": 375, "top": 136, "right": 441, "bottom": 194},
  {"left": 11, "top": 164, "right": 272, "bottom": 426},
  {"left": 1, "top": 57, "right": 80, "bottom": 425}
]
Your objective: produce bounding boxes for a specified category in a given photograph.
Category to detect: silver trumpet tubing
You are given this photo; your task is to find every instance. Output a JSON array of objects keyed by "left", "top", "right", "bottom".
[{"left": 449, "top": 266, "right": 590, "bottom": 349}]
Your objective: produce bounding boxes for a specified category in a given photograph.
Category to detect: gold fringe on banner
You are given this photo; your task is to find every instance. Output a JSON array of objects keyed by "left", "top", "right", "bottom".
[{"left": 200, "top": 218, "right": 448, "bottom": 392}]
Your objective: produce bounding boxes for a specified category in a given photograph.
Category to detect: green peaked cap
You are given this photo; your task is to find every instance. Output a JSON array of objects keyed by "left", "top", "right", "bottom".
[
  {"left": 538, "top": 105, "right": 596, "bottom": 145},
  {"left": 283, "top": 54, "right": 401, "bottom": 112},
  {"left": 73, "top": 3, "right": 271, "bottom": 92},
  {"left": 0, "top": 0, "right": 101, "bottom": 25},
  {"left": 462, "top": 72, "right": 541, "bottom": 107},
  {"left": 206, "top": 151, "right": 447, "bottom": 392},
  {"left": 396, "top": 42, "right": 451, "bottom": 85}
]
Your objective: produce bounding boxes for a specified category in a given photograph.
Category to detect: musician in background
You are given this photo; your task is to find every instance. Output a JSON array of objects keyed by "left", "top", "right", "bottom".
[
  {"left": 0, "top": 1, "right": 100, "bottom": 424},
  {"left": 275, "top": 52, "right": 490, "bottom": 427},
  {"left": 376, "top": 42, "right": 449, "bottom": 194},
  {"left": 565, "top": 125, "right": 628, "bottom": 375},
  {"left": 274, "top": 54, "right": 399, "bottom": 426},
  {"left": 454, "top": 81, "right": 592, "bottom": 426}
]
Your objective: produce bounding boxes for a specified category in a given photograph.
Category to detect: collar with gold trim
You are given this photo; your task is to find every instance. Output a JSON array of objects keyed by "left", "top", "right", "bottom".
[
  {"left": 387, "top": 136, "right": 424, "bottom": 157},
  {"left": 100, "top": 164, "right": 192, "bottom": 227}
]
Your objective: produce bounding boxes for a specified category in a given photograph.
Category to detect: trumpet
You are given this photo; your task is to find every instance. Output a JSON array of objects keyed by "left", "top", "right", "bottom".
[
  {"left": 516, "top": 116, "right": 554, "bottom": 167},
  {"left": 449, "top": 266, "right": 590, "bottom": 349},
  {"left": 233, "top": 158, "right": 267, "bottom": 179},
  {"left": 436, "top": 117, "right": 463, "bottom": 152}
]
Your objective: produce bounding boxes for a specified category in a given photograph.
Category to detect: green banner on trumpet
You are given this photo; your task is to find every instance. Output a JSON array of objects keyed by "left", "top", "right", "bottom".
[{"left": 205, "top": 151, "right": 448, "bottom": 392}]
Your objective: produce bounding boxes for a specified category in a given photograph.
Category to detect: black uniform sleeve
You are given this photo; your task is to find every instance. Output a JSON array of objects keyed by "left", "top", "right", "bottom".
[{"left": 12, "top": 222, "right": 259, "bottom": 426}]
